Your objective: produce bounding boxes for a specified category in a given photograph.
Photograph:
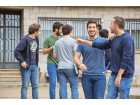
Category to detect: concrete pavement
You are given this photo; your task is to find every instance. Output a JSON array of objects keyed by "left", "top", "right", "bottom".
[
  {"left": 0, "top": 83, "right": 84, "bottom": 99},
  {"left": 0, "top": 83, "right": 139, "bottom": 99}
]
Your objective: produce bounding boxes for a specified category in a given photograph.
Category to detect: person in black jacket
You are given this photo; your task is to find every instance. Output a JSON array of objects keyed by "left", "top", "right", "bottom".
[
  {"left": 97, "top": 24, "right": 102, "bottom": 36},
  {"left": 14, "top": 23, "right": 41, "bottom": 99},
  {"left": 100, "top": 29, "right": 111, "bottom": 70},
  {"left": 100, "top": 29, "right": 112, "bottom": 98}
]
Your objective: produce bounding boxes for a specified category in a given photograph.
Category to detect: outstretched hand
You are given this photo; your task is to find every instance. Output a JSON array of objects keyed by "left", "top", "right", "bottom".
[
  {"left": 108, "top": 34, "right": 116, "bottom": 41},
  {"left": 75, "top": 38, "right": 85, "bottom": 44}
]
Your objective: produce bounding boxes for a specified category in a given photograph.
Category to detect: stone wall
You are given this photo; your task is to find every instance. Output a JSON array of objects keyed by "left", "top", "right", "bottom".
[
  {"left": 1, "top": 6, "right": 140, "bottom": 35},
  {"left": 132, "top": 53, "right": 140, "bottom": 87}
]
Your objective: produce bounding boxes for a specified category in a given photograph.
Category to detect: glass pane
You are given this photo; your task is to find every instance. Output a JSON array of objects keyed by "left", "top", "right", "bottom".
[
  {"left": 5, "top": 15, "right": 10, "bottom": 26},
  {"left": 131, "top": 30, "right": 140, "bottom": 50},
  {"left": 5, "top": 27, "right": 20, "bottom": 39},
  {"left": 5, "top": 14, "right": 20, "bottom": 26},
  {"left": 0, "top": 28, "right": 3, "bottom": 62},
  {"left": 125, "top": 20, "right": 140, "bottom": 50},
  {"left": 5, "top": 27, "right": 20, "bottom": 62},
  {"left": 0, "top": 38, "right": 3, "bottom": 62},
  {"left": 0, "top": 14, "right": 4, "bottom": 26},
  {"left": 0, "top": 28, "right": 3, "bottom": 39}
]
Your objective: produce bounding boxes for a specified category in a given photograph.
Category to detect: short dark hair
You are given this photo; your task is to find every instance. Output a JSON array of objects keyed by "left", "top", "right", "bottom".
[
  {"left": 87, "top": 20, "right": 97, "bottom": 28},
  {"left": 28, "top": 23, "right": 41, "bottom": 34},
  {"left": 100, "top": 29, "right": 109, "bottom": 38},
  {"left": 53, "top": 22, "right": 63, "bottom": 32},
  {"left": 62, "top": 24, "right": 73, "bottom": 35},
  {"left": 97, "top": 24, "right": 102, "bottom": 30},
  {"left": 113, "top": 16, "right": 125, "bottom": 29}
]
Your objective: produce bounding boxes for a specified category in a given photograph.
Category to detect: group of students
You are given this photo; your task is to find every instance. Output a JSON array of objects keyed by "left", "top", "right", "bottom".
[{"left": 14, "top": 16, "right": 135, "bottom": 99}]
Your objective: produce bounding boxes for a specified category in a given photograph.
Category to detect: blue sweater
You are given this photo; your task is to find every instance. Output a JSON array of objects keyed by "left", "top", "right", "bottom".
[
  {"left": 105, "top": 49, "right": 111, "bottom": 70},
  {"left": 14, "top": 35, "right": 39, "bottom": 69},
  {"left": 92, "top": 32, "right": 135, "bottom": 78}
]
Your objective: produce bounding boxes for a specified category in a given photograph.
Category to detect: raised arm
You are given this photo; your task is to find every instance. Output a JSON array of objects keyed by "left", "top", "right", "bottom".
[
  {"left": 75, "top": 38, "right": 92, "bottom": 46},
  {"left": 75, "top": 38, "right": 111, "bottom": 50}
]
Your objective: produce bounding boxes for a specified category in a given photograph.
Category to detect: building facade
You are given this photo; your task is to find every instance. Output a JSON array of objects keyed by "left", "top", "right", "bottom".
[{"left": 0, "top": 6, "right": 140, "bottom": 85}]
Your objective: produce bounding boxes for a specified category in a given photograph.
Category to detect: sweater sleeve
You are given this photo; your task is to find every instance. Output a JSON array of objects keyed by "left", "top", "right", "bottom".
[
  {"left": 14, "top": 38, "right": 28, "bottom": 63},
  {"left": 105, "top": 49, "right": 111, "bottom": 65},
  {"left": 120, "top": 37, "right": 134, "bottom": 71},
  {"left": 92, "top": 40, "right": 111, "bottom": 50}
]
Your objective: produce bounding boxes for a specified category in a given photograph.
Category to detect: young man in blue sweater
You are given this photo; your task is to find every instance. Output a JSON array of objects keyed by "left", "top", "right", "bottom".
[
  {"left": 14, "top": 23, "right": 41, "bottom": 99},
  {"left": 75, "top": 16, "right": 135, "bottom": 99}
]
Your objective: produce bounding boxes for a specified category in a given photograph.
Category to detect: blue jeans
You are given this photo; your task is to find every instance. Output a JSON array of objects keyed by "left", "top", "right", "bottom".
[
  {"left": 58, "top": 69, "right": 79, "bottom": 99},
  {"left": 108, "top": 75, "right": 133, "bottom": 99},
  {"left": 81, "top": 75, "right": 106, "bottom": 99},
  {"left": 19, "top": 64, "right": 39, "bottom": 99},
  {"left": 47, "top": 64, "right": 57, "bottom": 99}
]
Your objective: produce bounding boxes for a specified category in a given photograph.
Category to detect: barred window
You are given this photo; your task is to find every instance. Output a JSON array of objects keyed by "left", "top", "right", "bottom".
[
  {"left": 125, "top": 19, "right": 140, "bottom": 51},
  {"left": 0, "top": 10, "right": 21, "bottom": 69},
  {"left": 38, "top": 17, "right": 101, "bottom": 48}
]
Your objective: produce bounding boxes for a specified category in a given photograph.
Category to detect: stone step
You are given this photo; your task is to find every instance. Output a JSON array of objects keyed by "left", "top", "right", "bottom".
[
  {"left": 0, "top": 72, "right": 20, "bottom": 76},
  {"left": 0, "top": 69, "right": 19, "bottom": 72},
  {"left": 0, "top": 69, "right": 20, "bottom": 75},
  {"left": 0, "top": 77, "right": 21, "bottom": 82},
  {"left": 0, "top": 82, "right": 49, "bottom": 88},
  {"left": 0, "top": 69, "right": 21, "bottom": 82},
  {"left": 0, "top": 75, "right": 21, "bottom": 77}
]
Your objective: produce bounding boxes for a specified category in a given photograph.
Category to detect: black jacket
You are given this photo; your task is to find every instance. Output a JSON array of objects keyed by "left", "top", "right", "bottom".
[{"left": 14, "top": 35, "right": 39, "bottom": 69}]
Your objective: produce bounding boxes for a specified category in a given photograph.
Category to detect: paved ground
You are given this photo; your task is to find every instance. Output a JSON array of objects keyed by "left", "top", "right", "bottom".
[
  {"left": 0, "top": 83, "right": 84, "bottom": 99},
  {"left": 0, "top": 83, "right": 139, "bottom": 99}
]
